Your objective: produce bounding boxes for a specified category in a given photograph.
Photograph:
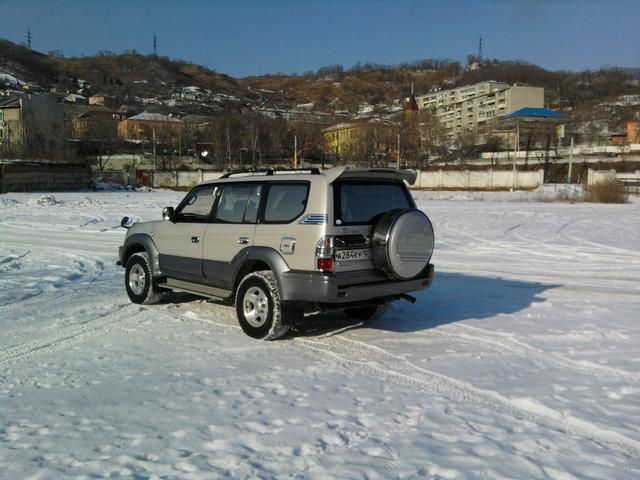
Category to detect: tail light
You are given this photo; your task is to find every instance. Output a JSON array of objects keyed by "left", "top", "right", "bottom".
[
  {"left": 317, "top": 257, "right": 334, "bottom": 271},
  {"left": 315, "top": 235, "right": 334, "bottom": 272}
]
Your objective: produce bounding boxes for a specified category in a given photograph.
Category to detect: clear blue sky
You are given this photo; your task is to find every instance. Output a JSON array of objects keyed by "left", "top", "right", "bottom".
[{"left": 1, "top": 0, "right": 638, "bottom": 77}]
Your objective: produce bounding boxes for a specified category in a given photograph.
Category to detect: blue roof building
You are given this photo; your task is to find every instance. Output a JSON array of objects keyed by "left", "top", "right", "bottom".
[{"left": 502, "top": 107, "right": 564, "bottom": 119}]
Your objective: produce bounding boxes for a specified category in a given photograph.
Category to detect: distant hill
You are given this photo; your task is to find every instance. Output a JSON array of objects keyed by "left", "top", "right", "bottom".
[
  {"left": 1, "top": 39, "right": 638, "bottom": 131},
  {"left": 0, "top": 39, "right": 241, "bottom": 101}
]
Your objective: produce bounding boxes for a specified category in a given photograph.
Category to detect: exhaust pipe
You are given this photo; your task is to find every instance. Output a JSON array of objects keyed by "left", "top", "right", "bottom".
[{"left": 400, "top": 293, "right": 416, "bottom": 303}]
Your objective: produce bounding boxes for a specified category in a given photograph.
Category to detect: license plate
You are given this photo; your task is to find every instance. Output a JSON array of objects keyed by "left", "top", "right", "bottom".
[{"left": 335, "top": 248, "right": 373, "bottom": 261}]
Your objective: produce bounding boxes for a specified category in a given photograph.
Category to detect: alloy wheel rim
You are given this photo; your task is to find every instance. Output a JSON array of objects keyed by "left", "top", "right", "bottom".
[
  {"left": 129, "top": 264, "right": 146, "bottom": 296},
  {"left": 243, "top": 286, "right": 269, "bottom": 328}
]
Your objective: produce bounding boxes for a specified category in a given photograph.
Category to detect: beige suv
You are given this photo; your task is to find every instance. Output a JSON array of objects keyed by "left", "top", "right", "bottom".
[{"left": 118, "top": 167, "right": 435, "bottom": 340}]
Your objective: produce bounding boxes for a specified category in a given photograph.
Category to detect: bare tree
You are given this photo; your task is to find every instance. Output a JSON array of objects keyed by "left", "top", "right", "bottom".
[
  {"left": 81, "top": 113, "right": 119, "bottom": 170},
  {"left": 452, "top": 130, "right": 477, "bottom": 165},
  {"left": 418, "top": 108, "right": 445, "bottom": 163}
]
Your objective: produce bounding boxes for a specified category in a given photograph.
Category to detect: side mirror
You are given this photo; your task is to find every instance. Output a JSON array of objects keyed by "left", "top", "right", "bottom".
[
  {"left": 120, "top": 216, "right": 134, "bottom": 229},
  {"left": 162, "top": 207, "right": 175, "bottom": 221}
]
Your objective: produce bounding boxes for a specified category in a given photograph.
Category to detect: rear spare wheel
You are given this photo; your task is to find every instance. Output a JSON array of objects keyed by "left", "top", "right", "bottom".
[{"left": 372, "top": 209, "right": 434, "bottom": 280}]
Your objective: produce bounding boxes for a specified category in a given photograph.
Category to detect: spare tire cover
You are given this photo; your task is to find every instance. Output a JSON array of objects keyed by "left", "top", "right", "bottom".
[{"left": 373, "top": 209, "right": 434, "bottom": 280}]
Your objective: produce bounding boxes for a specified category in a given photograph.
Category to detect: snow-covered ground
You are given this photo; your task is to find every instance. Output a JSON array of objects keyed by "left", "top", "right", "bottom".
[{"left": 2, "top": 189, "right": 639, "bottom": 479}]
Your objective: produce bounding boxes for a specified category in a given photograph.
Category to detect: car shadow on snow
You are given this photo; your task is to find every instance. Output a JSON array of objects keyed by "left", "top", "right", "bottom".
[{"left": 296, "top": 271, "right": 559, "bottom": 336}]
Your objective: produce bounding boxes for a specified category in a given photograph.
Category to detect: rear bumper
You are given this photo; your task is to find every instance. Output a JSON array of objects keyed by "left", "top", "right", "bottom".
[{"left": 280, "top": 264, "right": 434, "bottom": 304}]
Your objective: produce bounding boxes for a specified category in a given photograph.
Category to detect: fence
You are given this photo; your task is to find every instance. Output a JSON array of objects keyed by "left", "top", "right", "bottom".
[
  {"left": 101, "top": 168, "right": 546, "bottom": 191},
  {"left": 415, "top": 169, "right": 544, "bottom": 190},
  {"left": 13, "top": 166, "right": 637, "bottom": 193},
  {"left": 150, "top": 170, "right": 224, "bottom": 189},
  {"left": 1, "top": 162, "right": 92, "bottom": 193},
  {"left": 588, "top": 169, "right": 640, "bottom": 193}
]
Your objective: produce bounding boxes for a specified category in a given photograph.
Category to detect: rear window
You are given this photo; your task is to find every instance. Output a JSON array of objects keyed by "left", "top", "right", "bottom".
[
  {"left": 264, "top": 183, "right": 309, "bottom": 223},
  {"left": 335, "top": 182, "right": 413, "bottom": 225}
]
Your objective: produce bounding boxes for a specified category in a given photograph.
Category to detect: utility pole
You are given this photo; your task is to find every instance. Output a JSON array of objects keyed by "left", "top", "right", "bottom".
[
  {"left": 152, "top": 127, "right": 157, "bottom": 170},
  {"left": 397, "top": 131, "right": 401, "bottom": 169},
  {"left": 512, "top": 122, "right": 519, "bottom": 190},
  {"left": 294, "top": 135, "right": 297, "bottom": 168},
  {"left": 567, "top": 135, "right": 574, "bottom": 184},
  {"left": 226, "top": 121, "right": 231, "bottom": 170}
]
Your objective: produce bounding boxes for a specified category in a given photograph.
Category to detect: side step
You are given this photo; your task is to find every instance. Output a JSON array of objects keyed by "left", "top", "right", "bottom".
[{"left": 158, "top": 278, "right": 232, "bottom": 301}]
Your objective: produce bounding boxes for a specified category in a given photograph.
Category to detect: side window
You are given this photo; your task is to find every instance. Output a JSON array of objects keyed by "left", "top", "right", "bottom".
[
  {"left": 243, "top": 185, "right": 263, "bottom": 223},
  {"left": 174, "top": 185, "right": 217, "bottom": 223},
  {"left": 214, "top": 183, "right": 255, "bottom": 223},
  {"left": 264, "top": 183, "right": 309, "bottom": 223}
]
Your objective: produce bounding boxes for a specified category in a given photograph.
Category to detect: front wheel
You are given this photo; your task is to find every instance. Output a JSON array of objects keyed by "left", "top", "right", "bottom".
[
  {"left": 125, "top": 252, "right": 162, "bottom": 305},
  {"left": 235, "top": 270, "right": 292, "bottom": 340}
]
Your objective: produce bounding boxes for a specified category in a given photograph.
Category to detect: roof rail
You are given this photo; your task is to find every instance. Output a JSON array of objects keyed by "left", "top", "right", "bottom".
[{"left": 220, "top": 168, "right": 320, "bottom": 178}]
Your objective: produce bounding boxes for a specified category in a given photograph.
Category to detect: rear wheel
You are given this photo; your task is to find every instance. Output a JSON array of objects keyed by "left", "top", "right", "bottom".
[
  {"left": 125, "top": 252, "right": 162, "bottom": 305},
  {"left": 236, "top": 270, "right": 294, "bottom": 340}
]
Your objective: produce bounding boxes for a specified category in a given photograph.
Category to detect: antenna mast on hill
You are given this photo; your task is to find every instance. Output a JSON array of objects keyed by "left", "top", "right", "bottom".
[
  {"left": 153, "top": 32, "right": 157, "bottom": 55},
  {"left": 477, "top": 35, "right": 483, "bottom": 63},
  {"left": 27, "top": 28, "right": 32, "bottom": 49}
]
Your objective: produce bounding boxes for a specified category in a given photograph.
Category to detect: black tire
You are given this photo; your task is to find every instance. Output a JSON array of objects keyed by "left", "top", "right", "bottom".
[
  {"left": 235, "top": 270, "right": 292, "bottom": 340},
  {"left": 344, "top": 304, "right": 385, "bottom": 321},
  {"left": 124, "top": 252, "right": 162, "bottom": 305}
]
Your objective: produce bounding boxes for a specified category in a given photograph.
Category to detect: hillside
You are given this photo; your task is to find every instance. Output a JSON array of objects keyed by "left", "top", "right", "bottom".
[
  {"left": 0, "top": 39, "right": 241, "bottom": 101},
  {"left": 1, "top": 39, "right": 638, "bottom": 128}
]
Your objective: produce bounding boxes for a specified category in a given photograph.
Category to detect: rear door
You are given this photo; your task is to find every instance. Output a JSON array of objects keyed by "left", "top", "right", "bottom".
[
  {"left": 332, "top": 180, "right": 414, "bottom": 274},
  {"left": 202, "top": 182, "right": 262, "bottom": 289}
]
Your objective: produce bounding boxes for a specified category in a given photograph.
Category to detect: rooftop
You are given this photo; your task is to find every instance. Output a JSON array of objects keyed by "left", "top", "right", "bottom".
[
  {"left": 127, "top": 112, "right": 181, "bottom": 122},
  {"left": 503, "top": 107, "right": 564, "bottom": 119}
]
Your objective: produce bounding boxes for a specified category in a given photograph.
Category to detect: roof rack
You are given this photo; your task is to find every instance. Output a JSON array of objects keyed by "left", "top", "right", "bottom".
[{"left": 220, "top": 168, "right": 320, "bottom": 179}]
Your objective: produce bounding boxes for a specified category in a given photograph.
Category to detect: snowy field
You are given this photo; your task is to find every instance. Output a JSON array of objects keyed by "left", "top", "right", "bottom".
[{"left": 2, "top": 189, "right": 640, "bottom": 479}]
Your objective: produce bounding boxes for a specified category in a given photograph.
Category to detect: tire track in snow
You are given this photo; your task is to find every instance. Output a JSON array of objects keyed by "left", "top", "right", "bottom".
[
  {"left": 419, "top": 323, "right": 640, "bottom": 382},
  {"left": 0, "top": 304, "right": 144, "bottom": 366},
  {"left": 289, "top": 334, "right": 640, "bottom": 459},
  {"left": 155, "top": 307, "right": 640, "bottom": 458}
]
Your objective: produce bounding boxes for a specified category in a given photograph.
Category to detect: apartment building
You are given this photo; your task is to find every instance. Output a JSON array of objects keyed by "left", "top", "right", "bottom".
[
  {"left": 0, "top": 94, "right": 65, "bottom": 157},
  {"left": 322, "top": 117, "right": 397, "bottom": 160},
  {"left": 415, "top": 81, "right": 544, "bottom": 139},
  {"left": 117, "top": 112, "right": 183, "bottom": 144}
]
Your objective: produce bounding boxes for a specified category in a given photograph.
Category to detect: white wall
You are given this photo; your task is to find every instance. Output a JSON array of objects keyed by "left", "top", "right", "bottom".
[
  {"left": 151, "top": 170, "right": 223, "bottom": 188},
  {"left": 587, "top": 169, "right": 640, "bottom": 186},
  {"left": 415, "top": 169, "right": 544, "bottom": 190}
]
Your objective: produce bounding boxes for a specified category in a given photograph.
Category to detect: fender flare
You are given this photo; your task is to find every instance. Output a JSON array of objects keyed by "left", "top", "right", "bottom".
[
  {"left": 122, "top": 234, "right": 163, "bottom": 277},
  {"left": 230, "top": 246, "right": 291, "bottom": 292}
]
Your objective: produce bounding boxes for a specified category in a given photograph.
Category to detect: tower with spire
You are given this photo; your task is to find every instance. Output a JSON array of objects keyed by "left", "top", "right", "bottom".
[
  {"left": 403, "top": 83, "right": 421, "bottom": 164},
  {"left": 153, "top": 33, "right": 157, "bottom": 56}
]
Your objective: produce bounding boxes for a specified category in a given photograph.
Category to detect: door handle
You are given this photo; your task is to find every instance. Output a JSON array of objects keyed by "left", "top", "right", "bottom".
[
  {"left": 191, "top": 236, "right": 200, "bottom": 243},
  {"left": 237, "top": 237, "right": 250, "bottom": 245}
]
